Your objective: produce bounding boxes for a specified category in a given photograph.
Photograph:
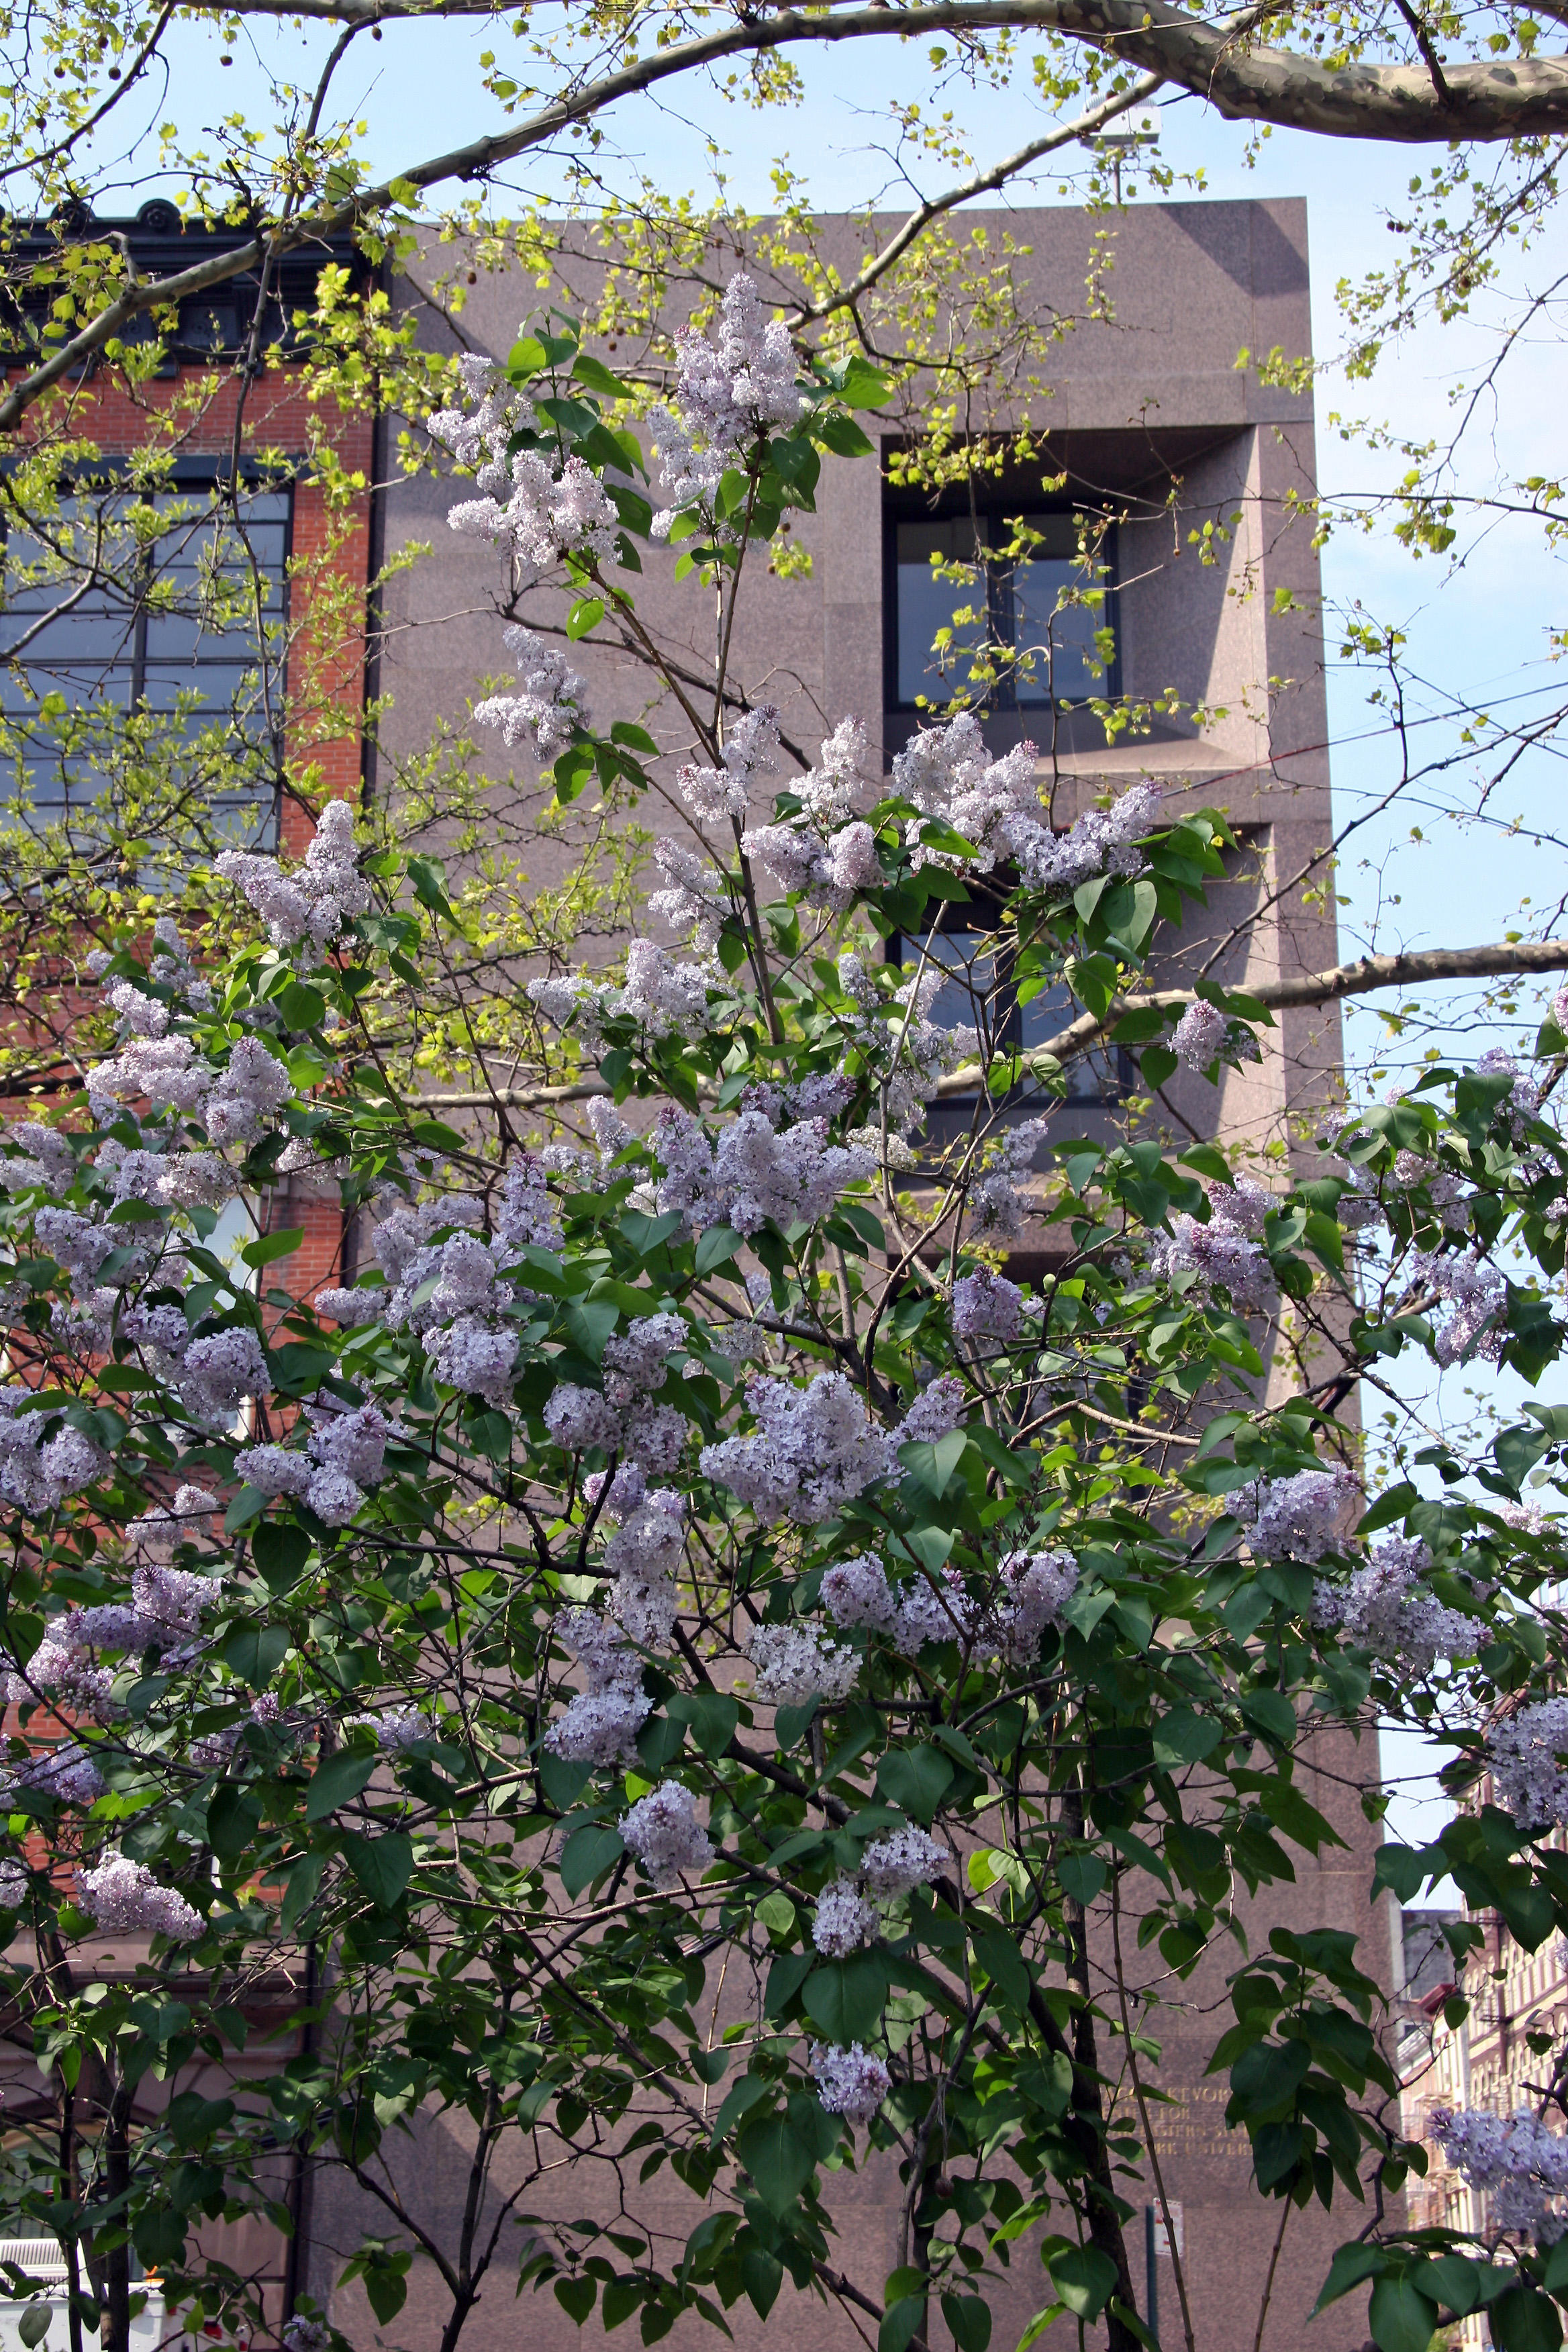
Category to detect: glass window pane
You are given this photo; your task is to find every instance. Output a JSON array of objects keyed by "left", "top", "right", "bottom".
[
  {"left": 896, "top": 518, "right": 991, "bottom": 707},
  {"left": 1020, "top": 978, "right": 1118, "bottom": 1100}
]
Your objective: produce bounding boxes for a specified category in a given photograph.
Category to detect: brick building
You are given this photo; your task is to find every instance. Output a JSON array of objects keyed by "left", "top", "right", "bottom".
[{"left": 0, "top": 203, "right": 380, "bottom": 2339}]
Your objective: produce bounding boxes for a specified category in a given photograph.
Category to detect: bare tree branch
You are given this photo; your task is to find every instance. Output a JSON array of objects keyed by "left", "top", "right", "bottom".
[{"left": 403, "top": 934, "right": 1568, "bottom": 1112}]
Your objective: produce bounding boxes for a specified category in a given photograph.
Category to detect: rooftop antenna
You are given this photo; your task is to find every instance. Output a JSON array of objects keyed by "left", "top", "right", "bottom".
[{"left": 1088, "top": 103, "right": 1161, "bottom": 203}]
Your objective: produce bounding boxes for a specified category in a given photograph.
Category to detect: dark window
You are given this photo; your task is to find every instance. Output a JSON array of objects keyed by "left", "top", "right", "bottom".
[
  {"left": 891, "top": 911, "right": 1128, "bottom": 1152},
  {"left": 891, "top": 509, "right": 1115, "bottom": 713},
  {"left": 0, "top": 473, "right": 290, "bottom": 828}
]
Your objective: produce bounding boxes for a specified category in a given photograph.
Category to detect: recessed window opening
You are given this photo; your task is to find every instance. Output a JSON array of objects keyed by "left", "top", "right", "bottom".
[{"left": 890, "top": 505, "right": 1117, "bottom": 714}]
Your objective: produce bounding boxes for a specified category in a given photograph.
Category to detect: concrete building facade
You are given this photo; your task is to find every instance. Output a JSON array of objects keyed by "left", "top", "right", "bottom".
[{"left": 289, "top": 197, "right": 1398, "bottom": 2352}]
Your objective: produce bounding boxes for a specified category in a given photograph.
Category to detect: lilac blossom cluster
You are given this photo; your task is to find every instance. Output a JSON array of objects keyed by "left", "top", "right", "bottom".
[
  {"left": 702, "top": 1372, "right": 903, "bottom": 1524},
  {"left": 1475, "top": 1048, "right": 1543, "bottom": 1140},
  {"left": 448, "top": 445, "right": 617, "bottom": 574},
  {"left": 359, "top": 1164, "right": 566, "bottom": 1406},
  {"left": 77, "top": 1853, "right": 203, "bottom": 1943},
  {"left": 648, "top": 275, "right": 804, "bottom": 534},
  {"left": 680, "top": 705, "right": 781, "bottom": 827},
  {"left": 0, "top": 1121, "right": 75, "bottom": 1195},
  {"left": 9, "top": 1742, "right": 105, "bottom": 1806},
  {"left": 1431, "top": 2105, "right": 1568, "bottom": 2241},
  {"left": 126, "top": 1484, "right": 219, "bottom": 1559},
  {"left": 544, "top": 1311, "right": 689, "bottom": 1499},
  {"left": 820, "top": 1553, "right": 969, "bottom": 1655},
  {"left": 1241, "top": 1465, "right": 1359, "bottom": 1563},
  {"left": 215, "top": 801, "right": 369, "bottom": 959},
  {"left": 1312, "top": 1535, "right": 1485, "bottom": 1677},
  {"left": 748, "top": 1620, "right": 859, "bottom": 1706},
  {"left": 649, "top": 1095, "right": 873, "bottom": 1238},
  {"left": 474, "top": 624, "right": 591, "bottom": 765},
  {"left": 604, "top": 1488, "right": 687, "bottom": 1647},
  {"left": 859, "top": 1825, "right": 946, "bottom": 1899},
  {"left": 648, "top": 839, "right": 725, "bottom": 951},
  {"left": 1409, "top": 1247, "right": 1508, "bottom": 1366},
  {"left": 967, "top": 1120, "right": 1052, "bottom": 1245},
  {"left": 812, "top": 1877, "right": 879, "bottom": 1955},
  {"left": 6, "top": 1556, "right": 221, "bottom": 1717},
  {"left": 809, "top": 2041, "right": 891, "bottom": 2126},
  {"left": 528, "top": 939, "right": 714, "bottom": 1048},
  {"left": 1487, "top": 1697, "right": 1568, "bottom": 1830},
  {"left": 344, "top": 1706, "right": 429, "bottom": 1753},
  {"left": 952, "top": 1267, "right": 1026, "bottom": 1342},
  {"left": 890, "top": 714, "right": 1161, "bottom": 894},
  {"left": 545, "top": 1606, "right": 652, "bottom": 1766},
  {"left": 176, "top": 1328, "right": 269, "bottom": 1423},
  {"left": 1148, "top": 1179, "right": 1277, "bottom": 1315},
  {"left": 0, "top": 1389, "right": 105, "bottom": 1514},
  {"left": 617, "top": 1781, "right": 715, "bottom": 1890},
  {"left": 236, "top": 1401, "right": 402, "bottom": 1528},
  {"left": 741, "top": 720, "right": 884, "bottom": 905}
]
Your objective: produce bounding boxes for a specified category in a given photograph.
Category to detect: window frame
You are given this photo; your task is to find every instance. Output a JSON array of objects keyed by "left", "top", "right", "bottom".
[
  {"left": 883, "top": 492, "right": 1121, "bottom": 718},
  {"left": 887, "top": 885, "right": 1133, "bottom": 1145},
  {"left": 0, "top": 459, "right": 295, "bottom": 820}
]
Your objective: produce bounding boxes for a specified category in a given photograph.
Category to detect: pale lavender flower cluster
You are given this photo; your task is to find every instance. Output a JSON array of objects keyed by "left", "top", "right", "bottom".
[
  {"left": 1148, "top": 1183, "right": 1276, "bottom": 1316},
  {"left": 86, "top": 1034, "right": 211, "bottom": 1123},
  {"left": 1172, "top": 1002, "right": 1264, "bottom": 1078},
  {"left": 344, "top": 1706, "right": 428, "bottom": 1752},
  {"left": 993, "top": 1551, "right": 1081, "bottom": 1663},
  {"left": 0, "top": 1390, "right": 105, "bottom": 1515},
  {"left": 897, "top": 1376, "right": 967, "bottom": 1445},
  {"left": 236, "top": 1400, "right": 401, "bottom": 1528},
  {"left": 448, "top": 446, "right": 618, "bottom": 573},
  {"left": 1410, "top": 1247, "right": 1508, "bottom": 1366},
  {"left": 77, "top": 1853, "right": 203, "bottom": 1943},
  {"left": 0, "top": 1121, "right": 75, "bottom": 1196},
  {"left": 125, "top": 1485, "right": 220, "bottom": 1559},
  {"left": 890, "top": 715, "right": 1161, "bottom": 894},
  {"left": 1312, "top": 1534, "right": 1485, "bottom": 1677},
  {"left": 1487, "top": 1697, "right": 1568, "bottom": 1831},
  {"left": 1242, "top": 1465, "right": 1359, "bottom": 1563},
  {"left": 203, "top": 1035, "right": 293, "bottom": 1148},
  {"left": 16, "top": 1742, "right": 105, "bottom": 1806},
  {"left": 1475, "top": 1047, "right": 1543, "bottom": 1139},
  {"left": 679, "top": 705, "right": 780, "bottom": 826},
  {"left": 1431, "top": 2105, "right": 1568, "bottom": 2241},
  {"left": 650, "top": 1097, "right": 873, "bottom": 1239},
  {"left": 832, "top": 961, "right": 980, "bottom": 1138},
  {"left": 176, "top": 1328, "right": 268, "bottom": 1422},
  {"left": 617, "top": 1781, "right": 715, "bottom": 1890},
  {"left": 215, "top": 800, "right": 369, "bottom": 958},
  {"left": 740, "top": 720, "right": 885, "bottom": 908},
  {"left": 545, "top": 1606, "right": 652, "bottom": 1766},
  {"left": 809, "top": 2041, "right": 891, "bottom": 2126},
  {"left": 648, "top": 839, "right": 725, "bottom": 951},
  {"left": 703, "top": 1371, "right": 900, "bottom": 1524},
  {"left": 0, "top": 1860, "right": 30, "bottom": 1908},
  {"left": 953, "top": 1267, "right": 1026, "bottom": 1342},
  {"left": 474, "top": 623, "right": 591, "bottom": 764},
  {"left": 748, "top": 1619, "right": 860, "bottom": 1706},
  {"left": 6, "top": 1557, "right": 219, "bottom": 1715},
  {"left": 812, "top": 1877, "right": 879, "bottom": 1955},
  {"left": 860, "top": 1825, "right": 945, "bottom": 1899},
  {"left": 819, "top": 1553, "right": 972, "bottom": 1657},
  {"left": 648, "top": 275, "right": 803, "bottom": 534},
  {"left": 967, "top": 1120, "right": 1052, "bottom": 1246},
  {"left": 605, "top": 1489, "right": 687, "bottom": 1647},
  {"left": 281, "top": 2319, "right": 332, "bottom": 2352},
  {"left": 528, "top": 942, "right": 714, "bottom": 1047}
]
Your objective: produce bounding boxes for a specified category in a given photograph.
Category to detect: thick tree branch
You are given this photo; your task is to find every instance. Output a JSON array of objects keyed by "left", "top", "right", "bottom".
[
  {"left": 6, "top": 2, "right": 1568, "bottom": 430},
  {"left": 403, "top": 934, "right": 1568, "bottom": 1113}
]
